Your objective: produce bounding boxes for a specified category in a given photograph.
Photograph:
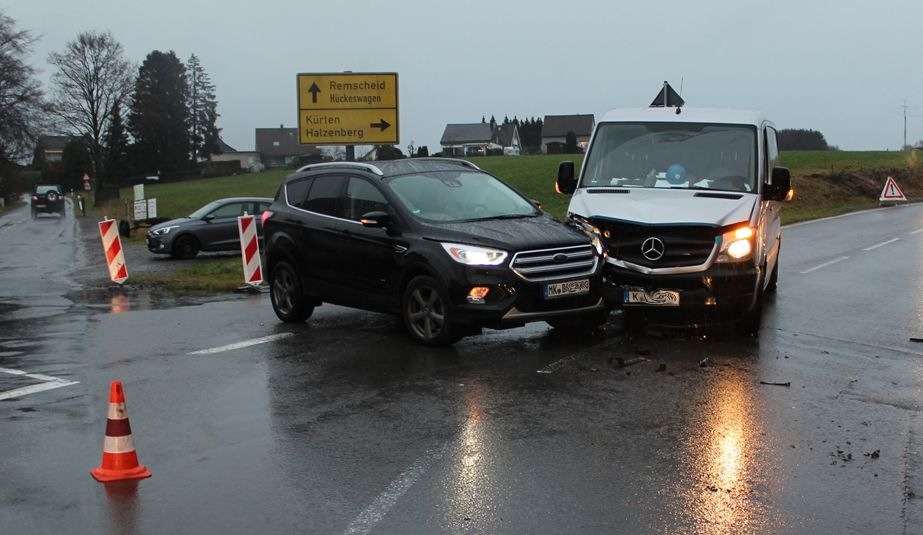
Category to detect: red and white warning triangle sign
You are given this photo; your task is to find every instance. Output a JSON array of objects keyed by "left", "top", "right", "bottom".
[{"left": 879, "top": 176, "right": 906, "bottom": 202}]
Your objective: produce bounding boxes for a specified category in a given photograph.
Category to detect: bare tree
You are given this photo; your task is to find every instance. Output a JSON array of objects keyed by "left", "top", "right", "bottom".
[
  {"left": 48, "top": 31, "right": 134, "bottom": 190},
  {"left": 0, "top": 11, "right": 48, "bottom": 166}
]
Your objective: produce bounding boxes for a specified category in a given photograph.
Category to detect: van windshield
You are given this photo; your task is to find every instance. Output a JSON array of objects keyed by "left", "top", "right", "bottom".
[{"left": 581, "top": 122, "right": 758, "bottom": 193}]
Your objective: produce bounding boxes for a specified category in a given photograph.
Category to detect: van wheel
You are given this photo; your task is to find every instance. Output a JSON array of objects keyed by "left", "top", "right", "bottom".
[
  {"left": 269, "top": 261, "right": 313, "bottom": 323},
  {"left": 765, "top": 255, "right": 779, "bottom": 294},
  {"left": 402, "top": 276, "right": 458, "bottom": 346},
  {"left": 737, "top": 290, "right": 764, "bottom": 335}
]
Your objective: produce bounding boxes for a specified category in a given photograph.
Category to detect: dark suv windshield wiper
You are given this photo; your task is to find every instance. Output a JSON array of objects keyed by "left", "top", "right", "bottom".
[{"left": 463, "top": 213, "right": 539, "bottom": 222}]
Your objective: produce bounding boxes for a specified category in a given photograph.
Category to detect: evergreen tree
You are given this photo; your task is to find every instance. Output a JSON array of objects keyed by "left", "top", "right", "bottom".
[
  {"left": 61, "top": 138, "right": 92, "bottom": 190},
  {"left": 103, "top": 101, "right": 131, "bottom": 182},
  {"left": 186, "top": 54, "right": 221, "bottom": 160},
  {"left": 128, "top": 50, "right": 190, "bottom": 178}
]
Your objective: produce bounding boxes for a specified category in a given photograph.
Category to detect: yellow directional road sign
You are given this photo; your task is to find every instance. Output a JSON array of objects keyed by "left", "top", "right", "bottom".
[{"left": 297, "top": 72, "right": 398, "bottom": 145}]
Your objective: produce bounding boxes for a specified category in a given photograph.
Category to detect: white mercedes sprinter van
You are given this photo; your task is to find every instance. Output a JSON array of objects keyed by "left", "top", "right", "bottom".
[{"left": 556, "top": 106, "right": 792, "bottom": 333}]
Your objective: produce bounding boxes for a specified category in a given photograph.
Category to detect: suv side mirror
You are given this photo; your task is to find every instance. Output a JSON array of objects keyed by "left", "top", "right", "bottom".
[
  {"left": 556, "top": 161, "right": 577, "bottom": 195},
  {"left": 359, "top": 211, "right": 390, "bottom": 228},
  {"left": 765, "top": 167, "right": 792, "bottom": 202}
]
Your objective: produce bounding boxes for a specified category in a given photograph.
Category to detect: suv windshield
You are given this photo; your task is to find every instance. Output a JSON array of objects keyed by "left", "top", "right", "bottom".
[
  {"left": 388, "top": 170, "right": 538, "bottom": 222},
  {"left": 581, "top": 122, "right": 758, "bottom": 192}
]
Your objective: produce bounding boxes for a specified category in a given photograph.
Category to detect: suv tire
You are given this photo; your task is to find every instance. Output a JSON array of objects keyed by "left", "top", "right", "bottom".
[
  {"left": 269, "top": 260, "right": 314, "bottom": 323},
  {"left": 402, "top": 276, "right": 458, "bottom": 346}
]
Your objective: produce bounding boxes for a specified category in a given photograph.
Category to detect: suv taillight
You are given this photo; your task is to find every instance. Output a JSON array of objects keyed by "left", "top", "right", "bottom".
[{"left": 261, "top": 210, "right": 274, "bottom": 226}]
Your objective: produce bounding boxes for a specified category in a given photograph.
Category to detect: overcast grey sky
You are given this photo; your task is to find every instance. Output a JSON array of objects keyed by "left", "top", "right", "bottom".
[{"left": 6, "top": 0, "right": 922, "bottom": 153}]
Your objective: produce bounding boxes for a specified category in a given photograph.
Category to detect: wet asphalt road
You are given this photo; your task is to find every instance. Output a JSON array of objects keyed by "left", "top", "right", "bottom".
[{"left": 0, "top": 200, "right": 921, "bottom": 534}]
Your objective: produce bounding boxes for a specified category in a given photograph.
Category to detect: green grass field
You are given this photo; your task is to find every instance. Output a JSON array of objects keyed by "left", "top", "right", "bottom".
[
  {"left": 113, "top": 150, "right": 921, "bottom": 223},
  {"left": 96, "top": 150, "right": 920, "bottom": 292}
]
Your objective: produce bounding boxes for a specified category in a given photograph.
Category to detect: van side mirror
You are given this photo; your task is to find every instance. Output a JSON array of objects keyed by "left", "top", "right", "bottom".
[
  {"left": 765, "top": 167, "right": 792, "bottom": 202},
  {"left": 556, "top": 161, "right": 577, "bottom": 194}
]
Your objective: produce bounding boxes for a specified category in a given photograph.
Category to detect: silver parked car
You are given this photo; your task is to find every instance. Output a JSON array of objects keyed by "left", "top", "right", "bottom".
[{"left": 145, "top": 197, "right": 273, "bottom": 258}]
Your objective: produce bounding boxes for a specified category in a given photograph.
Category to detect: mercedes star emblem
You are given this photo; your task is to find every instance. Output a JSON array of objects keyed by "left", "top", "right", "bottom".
[{"left": 641, "top": 237, "right": 665, "bottom": 261}]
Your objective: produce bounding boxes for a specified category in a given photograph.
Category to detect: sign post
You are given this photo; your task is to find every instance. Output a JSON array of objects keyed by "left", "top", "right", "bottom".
[{"left": 296, "top": 72, "right": 399, "bottom": 159}]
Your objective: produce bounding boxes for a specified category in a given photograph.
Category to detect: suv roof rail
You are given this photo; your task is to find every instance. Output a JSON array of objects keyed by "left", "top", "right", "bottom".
[
  {"left": 294, "top": 161, "right": 384, "bottom": 176},
  {"left": 415, "top": 157, "right": 481, "bottom": 170}
]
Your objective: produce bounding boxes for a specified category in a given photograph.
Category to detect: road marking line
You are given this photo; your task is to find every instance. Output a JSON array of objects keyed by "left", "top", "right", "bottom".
[
  {"left": 863, "top": 238, "right": 900, "bottom": 251},
  {"left": 187, "top": 333, "right": 293, "bottom": 355},
  {"left": 0, "top": 367, "right": 79, "bottom": 401},
  {"left": 343, "top": 444, "right": 448, "bottom": 535},
  {"left": 799, "top": 256, "right": 850, "bottom": 274},
  {"left": 0, "top": 380, "right": 79, "bottom": 401},
  {"left": 911, "top": 228, "right": 923, "bottom": 235},
  {"left": 537, "top": 355, "right": 578, "bottom": 374}
]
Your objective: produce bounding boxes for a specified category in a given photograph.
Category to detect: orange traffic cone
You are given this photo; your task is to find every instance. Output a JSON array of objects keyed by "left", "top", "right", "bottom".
[{"left": 91, "top": 381, "right": 152, "bottom": 482}]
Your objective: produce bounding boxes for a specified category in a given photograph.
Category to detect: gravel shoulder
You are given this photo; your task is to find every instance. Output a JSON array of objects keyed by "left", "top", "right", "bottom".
[{"left": 70, "top": 214, "right": 238, "bottom": 292}]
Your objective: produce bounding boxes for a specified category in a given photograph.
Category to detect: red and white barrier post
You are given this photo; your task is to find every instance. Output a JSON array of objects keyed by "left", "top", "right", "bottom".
[
  {"left": 237, "top": 213, "right": 263, "bottom": 287},
  {"left": 98, "top": 217, "right": 128, "bottom": 285}
]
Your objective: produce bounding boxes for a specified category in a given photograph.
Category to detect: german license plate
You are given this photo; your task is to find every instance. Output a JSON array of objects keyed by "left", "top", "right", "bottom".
[
  {"left": 624, "top": 289, "right": 680, "bottom": 306},
  {"left": 544, "top": 279, "right": 590, "bottom": 299}
]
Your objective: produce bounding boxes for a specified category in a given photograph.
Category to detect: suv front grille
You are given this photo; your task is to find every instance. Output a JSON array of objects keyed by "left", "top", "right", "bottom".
[
  {"left": 510, "top": 245, "right": 598, "bottom": 282},
  {"left": 598, "top": 221, "right": 717, "bottom": 268}
]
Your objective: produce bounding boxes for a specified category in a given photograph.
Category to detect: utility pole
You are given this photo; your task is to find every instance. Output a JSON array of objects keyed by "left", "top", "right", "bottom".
[{"left": 901, "top": 100, "right": 909, "bottom": 150}]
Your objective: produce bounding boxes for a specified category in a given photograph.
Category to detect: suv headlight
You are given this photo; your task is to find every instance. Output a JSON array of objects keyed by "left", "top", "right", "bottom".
[
  {"left": 441, "top": 243, "right": 508, "bottom": 266},
  {"left": 717, "top": 226, "right": 754, "bottom": 262},
  {"left": 569, "top": 214, "right": 605, "bottom": 255},
  {"left": 150, "top": 225, "right": 179, "bottom": 236}
]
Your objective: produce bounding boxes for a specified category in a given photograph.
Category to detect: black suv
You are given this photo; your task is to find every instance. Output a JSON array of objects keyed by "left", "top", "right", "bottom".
[
  {"left": 31, "top": 184, "right": 66, "bottom": 218},
  {"left": 262, "top": 159, "right": 607, "bottom": 345}
]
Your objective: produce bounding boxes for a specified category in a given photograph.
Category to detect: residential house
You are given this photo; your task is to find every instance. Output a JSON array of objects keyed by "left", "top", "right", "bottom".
[
  {"left": 33, "top": 135, "right": 79, "bottom": 167},
  {"left": 440, "top": 123, "right": 495, "bottom": 157},
  {"left": 255, "top": 126, "right": 321, "bottom": 168},
  {"left": 209, "top": 138, "right": 261, "bottom": 172},
  {"left": 493, "top": 124, "right": 521, "bottom": 155},
  {"left": 541, "top": 114, "right": 595, "bottom": 154}
]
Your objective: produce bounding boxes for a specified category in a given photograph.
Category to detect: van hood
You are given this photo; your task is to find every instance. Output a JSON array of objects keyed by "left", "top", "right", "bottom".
[
  {"left": 419, "top": 213, "right": 589, "bottom": 251},
  {"left": 569, "top": 188, "right": 756, "bottom": 227}
]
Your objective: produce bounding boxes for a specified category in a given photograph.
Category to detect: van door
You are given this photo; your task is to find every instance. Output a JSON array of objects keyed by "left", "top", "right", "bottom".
[{"left": 760, "top": 126, "right": 783, "bottom": 281}]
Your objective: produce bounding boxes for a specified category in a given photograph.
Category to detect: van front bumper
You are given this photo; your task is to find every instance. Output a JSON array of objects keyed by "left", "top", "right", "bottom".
[{"left": 604, "top": 261, "right": 760, "bottom": 315}]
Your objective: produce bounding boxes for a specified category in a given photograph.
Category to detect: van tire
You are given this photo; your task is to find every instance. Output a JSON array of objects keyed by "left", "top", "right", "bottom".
[{"left": 737, "top": 290, "right": 764, "bottom": 335}]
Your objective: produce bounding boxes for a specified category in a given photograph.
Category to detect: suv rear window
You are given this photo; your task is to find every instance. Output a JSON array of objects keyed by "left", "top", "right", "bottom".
[{"left": 35, "top": 185, "right": 61, "bottom": 195}]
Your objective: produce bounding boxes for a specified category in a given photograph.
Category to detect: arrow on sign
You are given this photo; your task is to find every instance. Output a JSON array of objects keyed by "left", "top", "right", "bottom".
[
  {"left": 370, "top": 119, "right": 391, "bottom": 131},
  {"left": 308, "top": 82, "right": 321, "bottom": 104}
]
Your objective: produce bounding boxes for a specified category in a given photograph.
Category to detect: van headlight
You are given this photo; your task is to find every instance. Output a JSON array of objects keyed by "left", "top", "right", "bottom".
[
  {"left": 569, "top": 214, "right": 605, "bottom": 255},
  {"left": 441, "top": 243, "right": 508, "bottom": 266},
  {"left": 717, "top": 226, "right": 754, "bottom": 262}
]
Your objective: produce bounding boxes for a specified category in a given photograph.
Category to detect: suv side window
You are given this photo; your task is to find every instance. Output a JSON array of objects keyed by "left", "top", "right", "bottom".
[
  {"left": 285, "top": 177, "right": 313, "bottom": 208},
  {"left": 304, "top": 175, "right": 345, "bottom": 217},
  {"left": 344, "top": 177, "right": 389, "bottom": 221}
]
